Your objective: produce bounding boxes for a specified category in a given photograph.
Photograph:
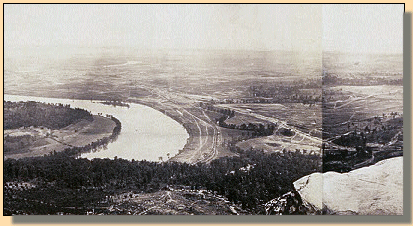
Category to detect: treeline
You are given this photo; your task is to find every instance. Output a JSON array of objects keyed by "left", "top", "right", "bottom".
[
  {"left": 322, "top": 146, "right": 371, "bottom": 173},
  {"left": 323, "top": 144, "right": 403, "bottom": 173},
  {"left": 4, "top": 101, "right": 93, "bottom": 130},
  {"left": 201, "top": 103, "right": 275, "bottom": 137},
  {"left": 101, "top": 100, "right": 130, "bottom": 108},
  {"left": 332, "top": 132, "right": 366, "bottom": 149},
  {"left": 249, "top": 79, "right": 322, "bottom": 92},
  {"left": 332, "top": 116, "right": 403, "bottom": 148},
  {"left": 200, "top": 103, "right": 235, "bottom": 118},
  {"left": 219, "top": 120, "right": 276, "bottom": 137},
  {"left": 53, "top": 115, "right": 122, "bottom": 157},
  {"left": 322, "top": 73, "right": 403, "bottom": 86},
  {"left": 3, "top": 101, "right": 122, "bottom": 157},
  {"left": 4, "top": 147, "right": 320, "bottom": 215},
  {"left": 324, "top": 116, "right": 403, "bottom": 173},
  {"left": 247, "top": 85, "right": 321, "bottom": 105}
]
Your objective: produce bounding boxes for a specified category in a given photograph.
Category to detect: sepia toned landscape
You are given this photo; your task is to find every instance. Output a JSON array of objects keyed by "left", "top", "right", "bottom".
[{"left": 3, "top": 4, "right": 404, "bottom": 216}]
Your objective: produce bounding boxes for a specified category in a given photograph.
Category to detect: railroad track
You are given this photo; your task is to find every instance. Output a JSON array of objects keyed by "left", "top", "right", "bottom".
[{"left": 144, "top": 85, "right": 221, "bottom": 164}]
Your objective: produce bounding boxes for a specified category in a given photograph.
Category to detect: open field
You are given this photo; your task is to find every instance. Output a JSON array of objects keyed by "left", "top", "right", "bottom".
[
  {"left": 218, "top": 103, "right": 322, "bottom": 136},
  {"left": 323, "top": 52, "right": 403, "bottom": 82},
  {"left": 224, "top": 113, "right": 271, "bottom": 126},
  {"left": 4, "top": 115, "right": 116, "bottom": 159},
  {"left": 322, "top": 85, "right": 403, "bottom": 139},
  {"left": 237, "top": 133, "right": 321, "bottom": 154}
]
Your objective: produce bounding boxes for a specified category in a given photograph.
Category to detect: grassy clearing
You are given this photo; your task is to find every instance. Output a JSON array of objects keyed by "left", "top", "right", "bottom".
[
  {"left": 220, "top": 103, "right": 321, "bottom": 135},
  {"left": 4, "top": 115, "right": 115, "bottom": 159},
  {"left": 225, "top": 114, "right": 269, "bottom": 125},
  {"left": 236, "top": 134, "right": 321, "bottom": 155}
]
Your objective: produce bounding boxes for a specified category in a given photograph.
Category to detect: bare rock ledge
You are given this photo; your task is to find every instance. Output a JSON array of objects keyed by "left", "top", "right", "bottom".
[{"left": 293, "top": 157, "right": 403, "bottom": 215}]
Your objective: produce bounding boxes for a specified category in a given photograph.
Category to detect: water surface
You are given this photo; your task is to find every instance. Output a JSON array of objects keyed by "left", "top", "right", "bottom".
[{"left": 4, "top": 94, "right": 189, "bottom": 161}]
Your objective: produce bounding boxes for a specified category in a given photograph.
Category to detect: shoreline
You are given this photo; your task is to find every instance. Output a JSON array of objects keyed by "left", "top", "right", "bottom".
[
  {"left": 4, "top": 93, "right": 193, "bottom": 162},
  {"left": 4, "top": 114, "right": 119, "bottom": 160},
  {"left": 128, "top": 98, "right": 196, "bottom": 162}
]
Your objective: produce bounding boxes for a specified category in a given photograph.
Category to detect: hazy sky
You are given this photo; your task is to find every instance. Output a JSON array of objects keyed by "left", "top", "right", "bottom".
[
  {"left": 4, "top": 4, "right": 403, "bottom": 53},
  {"left": 323, "top": 4, "right": 404, "bottom": 53}
]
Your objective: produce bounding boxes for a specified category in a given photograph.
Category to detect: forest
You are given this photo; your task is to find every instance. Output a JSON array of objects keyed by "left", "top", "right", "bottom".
[
  {"left": 4, "top": 101, "right": 121, "bottom": 157},
  {"left": 4, "top": 101, "right": 93, "bottom": 130},
  {"left": 3, "top": 147, "right": 321, "bottom": 215}
]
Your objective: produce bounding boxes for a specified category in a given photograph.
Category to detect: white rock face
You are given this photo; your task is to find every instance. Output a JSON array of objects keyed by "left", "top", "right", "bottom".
[{"left": 293, "top": 157, "right": 403, "bottom": 215}]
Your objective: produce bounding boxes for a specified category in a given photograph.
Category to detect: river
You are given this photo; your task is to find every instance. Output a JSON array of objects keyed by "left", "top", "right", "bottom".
[{"left": 4, "top": 94, "right": 189, "bottom": 161}]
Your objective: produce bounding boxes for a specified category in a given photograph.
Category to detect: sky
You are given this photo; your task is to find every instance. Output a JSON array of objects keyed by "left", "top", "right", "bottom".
[
  {"left": 322, "top": 4, "right": 404, "bottom": 53},
  {"left": 4, "top": 4, "right": 403, "bottom": 53}
]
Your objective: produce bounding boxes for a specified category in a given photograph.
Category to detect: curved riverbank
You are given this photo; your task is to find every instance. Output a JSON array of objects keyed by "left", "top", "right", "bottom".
[
  {"left": 128, "top": 99, "right": 194, "bottom": 161},
  {"left": 4, "top": 94, "right": 189, "bottom": 162},
  {"left": 4, "top": 113, "right": 118, "bottom": 160},
  {"left": 62, "top": 114, "right": 122, "bottom": 157}
]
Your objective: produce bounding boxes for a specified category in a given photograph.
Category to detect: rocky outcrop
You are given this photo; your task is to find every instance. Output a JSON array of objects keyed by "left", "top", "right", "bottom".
[
  {"left": 294, "top": 156, "right": 403, "bottom": 215},
  {"left": 264, "top": 190, "right": 321, "bottom": 215}
]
